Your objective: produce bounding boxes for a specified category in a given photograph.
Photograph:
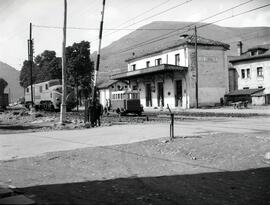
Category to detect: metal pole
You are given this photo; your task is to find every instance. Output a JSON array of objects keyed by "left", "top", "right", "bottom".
[
  {"left": 92, "top": 0, "right": 106, "bottom": 102},
  {"left": 194, "top": 26, "right": 198, "bottom": 108},
  {"left": 29, "top": 23, "right": 34, "bottom": 107},
  {"left": 60, "top": 0, "right": 67, "bottom": 124}
]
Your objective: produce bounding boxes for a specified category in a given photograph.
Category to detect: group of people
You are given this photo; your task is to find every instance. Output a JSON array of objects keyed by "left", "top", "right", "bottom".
[
  {"left": 87, "top": 98, "right": 112, "bottom": 127},
  {"left": 87, "top": 99, "right": 103, "bottom": 127}
]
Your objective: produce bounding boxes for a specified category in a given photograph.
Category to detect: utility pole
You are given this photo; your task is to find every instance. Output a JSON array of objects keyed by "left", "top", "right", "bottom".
[
  {"left": 92, "top": 0, "right": 106, "bottom": 103},
  {"left": 28, "top": 22, "right": 34, "bottom": 108},
  {"left": 194, "top": 26, "right": 198, "bottom": 108},
  {"left": 60, "top": 0, "right": 67, "bottom": 124}
]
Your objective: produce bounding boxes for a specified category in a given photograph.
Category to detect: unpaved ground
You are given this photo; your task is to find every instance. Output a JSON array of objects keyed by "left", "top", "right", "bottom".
[
  {"left": 1, "top": 131, "right": 269, "bottom": 205},
  {"left": 0, "top": 109, "right": 149, "bottom": 134}
]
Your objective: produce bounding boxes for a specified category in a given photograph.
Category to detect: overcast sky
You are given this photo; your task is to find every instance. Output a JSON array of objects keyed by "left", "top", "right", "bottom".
[{"left": 0, "top": 0, "right": 269, "bottom": 70}]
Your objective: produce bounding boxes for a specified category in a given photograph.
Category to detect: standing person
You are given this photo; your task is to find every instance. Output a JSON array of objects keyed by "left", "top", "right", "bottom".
[
  {"left": 96, "top": 100, "right": 103, "bottom": 126},
  {"left": 108, "top": 99, "right": 111, "bottom": 111},
  {"left": 88, "top": 99, "right": 96, "bottom": 127}
]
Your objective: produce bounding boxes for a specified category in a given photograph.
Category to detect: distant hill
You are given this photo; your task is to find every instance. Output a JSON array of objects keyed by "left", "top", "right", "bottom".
[
  {"left": 0, "top": 61, "right": 24, "bottom": 102},
  {"left": 96, "top": 21, "right": 270, "bottom": 83}
]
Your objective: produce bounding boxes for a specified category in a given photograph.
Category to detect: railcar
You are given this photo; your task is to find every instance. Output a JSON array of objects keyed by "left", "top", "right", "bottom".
[
  {"left": 111, "top": 90, "right": 143, "bottom": 115},
  {"left": 24, "top": 79, "right": 76, "bottom": 111}
]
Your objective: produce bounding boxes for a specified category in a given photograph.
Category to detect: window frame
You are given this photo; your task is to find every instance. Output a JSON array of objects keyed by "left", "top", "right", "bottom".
[
  {"left": 257, "top": 67, "right": 263, "bottom": 77},
  {"left": 246, "top": 68, "right": 250, "bottom": 78},
  {"left": 241, "top": 69, "right": 245, "bottom": 79},
  {"left": 155, "top": 58, "right": 162, "bottom": 66},
  {"left": 131, "top": 64, "right": 136, "bottom": 71},
  {"left": 39, "top": 86, "right": 43, "bottom": 93},
  {"left": 175, "top": 54, "right": 180, "bottom": 66},
  {"left": 146, "top": 61, "right": 150, "bottom": 68}
]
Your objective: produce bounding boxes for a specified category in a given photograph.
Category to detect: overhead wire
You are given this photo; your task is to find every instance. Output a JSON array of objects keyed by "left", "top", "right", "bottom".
[
  {"left": 115, "top": 1, "right": 270, "bottom": 55},
  {"left": 30, "top": 0, "right": 269, "bottom": 59},
  {"left": 32, "top": 24, "right": 196, "bottom": 31},
  {"left": 91, "top": 0, "right": 255, "bottom": 44},
  {"left": 99, "top": 0, "right": 192, "bottom": 40},
  {"left": 106, "top": 0, "right": 173, "bottom": 29}
]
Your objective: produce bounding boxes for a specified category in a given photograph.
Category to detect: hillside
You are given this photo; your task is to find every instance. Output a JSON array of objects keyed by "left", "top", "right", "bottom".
[
  {"left": 96, "top": 21, "right": 270, "bottom": 83},
  {"left": 0, "top": 61, "right": 24, "bottom": 102}
]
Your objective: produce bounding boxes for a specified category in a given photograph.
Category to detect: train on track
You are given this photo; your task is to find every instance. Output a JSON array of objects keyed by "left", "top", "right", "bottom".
[
  {"left": 24, "top": 79, "right": 76, "bottom": 111},
  {"left": 110, "top": 90, "right": 143, "bottom": 115}
]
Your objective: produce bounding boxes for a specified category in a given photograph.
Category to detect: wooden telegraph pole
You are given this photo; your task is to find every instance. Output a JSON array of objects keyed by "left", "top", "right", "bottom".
[
  {"left": 92, "top": 0, "right": 106, "bottom": 104},
  {"left": 194, "top": 26, "right": 198, "bottom": 108},
  {"left": 28, "top": 22, "right": 34, "bottom": 108},
  {"left": 60, "top": 0, "right": 67, "bottom": 124}
]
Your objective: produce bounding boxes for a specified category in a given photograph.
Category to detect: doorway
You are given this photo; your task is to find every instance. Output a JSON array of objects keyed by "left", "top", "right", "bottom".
[
  {"left": 175, "top": 80, "right": 182, "bottom": 107},
  {"left": 157, "top": 82, "right": 164, "bottom": 107},
  {"left": 145, "top": 83, "right": 152, "bottom": 107}
]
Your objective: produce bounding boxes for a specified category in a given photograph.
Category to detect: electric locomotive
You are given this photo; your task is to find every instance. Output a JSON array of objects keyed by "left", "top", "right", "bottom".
[{"left": 24, "top": 79, "right": 76, "bottom": 111}]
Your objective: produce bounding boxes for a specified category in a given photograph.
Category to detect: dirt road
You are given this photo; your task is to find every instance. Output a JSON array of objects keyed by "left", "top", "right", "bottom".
[
  {"left": 0, "top": 116, "right": 269, "bottom": 204},
  {"left": 1, "top": 117, "right": 270, "bottom": 161}
]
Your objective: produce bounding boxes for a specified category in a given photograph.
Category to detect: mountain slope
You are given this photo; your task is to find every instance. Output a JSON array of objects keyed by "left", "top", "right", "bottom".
[
  {"left": 97, "top": 21, "right": 270, "bottom": 83},
  {"left": 0, "top": 61, "right": 24, "bottom": 102}
]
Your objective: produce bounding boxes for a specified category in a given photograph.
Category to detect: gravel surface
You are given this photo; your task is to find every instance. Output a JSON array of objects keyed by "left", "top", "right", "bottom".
[{"left": 0, "top": 132, "right": 269, "bottom": 205}]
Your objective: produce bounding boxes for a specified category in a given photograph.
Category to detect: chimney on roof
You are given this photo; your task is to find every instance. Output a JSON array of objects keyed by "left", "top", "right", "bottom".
[{"left": 237, "top": 41, "right": 243, "bottom": 56}]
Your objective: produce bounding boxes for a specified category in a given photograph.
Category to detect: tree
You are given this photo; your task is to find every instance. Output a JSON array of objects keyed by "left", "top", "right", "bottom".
[
  {"left": 66, "top": 41, "right": 94, "bottom": 106},
  {"left": 19, "top": 60, "right": 37, "bottom": 88},
  {"left": 0, "top": 78, "right": 8, "bottom": 94},
  {"left": 35, "top": 50, "right": 62, "bottom": 83}
]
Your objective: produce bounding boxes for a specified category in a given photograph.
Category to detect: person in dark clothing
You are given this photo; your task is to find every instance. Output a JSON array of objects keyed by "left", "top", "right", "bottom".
[
  {"left": 96, "top": 101, "right": 103, "bottom": 126},
  {"left": 88, "top": 100, "right": 97, "bottom": 127}
]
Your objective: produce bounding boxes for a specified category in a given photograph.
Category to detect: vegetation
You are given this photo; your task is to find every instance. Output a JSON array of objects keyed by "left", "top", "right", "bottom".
[
  {"left": 19, "top": 60, "right": 36, "bottom": 88},
  {"left": 19, "top": 41, "right": 94, "bottom": 101},
  {"left": 0, "top": 78, "right": 8, "bottom": 94},
  {"left": 35, "top": 50, "right": 62, "bottom": 83},
  {"left": 66, "top": 41, "right": 94, "bottom": 100}
]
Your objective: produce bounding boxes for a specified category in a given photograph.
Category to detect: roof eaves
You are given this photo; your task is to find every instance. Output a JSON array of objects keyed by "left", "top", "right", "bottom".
[{"left": 229, "top": 54, "right": 270, "bottom": 63}]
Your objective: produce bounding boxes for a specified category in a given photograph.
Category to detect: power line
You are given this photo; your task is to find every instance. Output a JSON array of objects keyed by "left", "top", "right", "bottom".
[
  {"left": 100, "top": 0, "right": 173, "bottom": 37},
  {"left": 93, "top": 0, "right": 254, "bottom": 44},
  {"left": 32, "top": 24, "right": 196, "bottom": 31},
  {"left": 227, "top": 30, "right": 270, "bottom": 44},
  {"left": 198, "top": 3, "right": 270, "bottom": 30},
  {"left": 115, "top": 0, "right": 257, "bottom": 54},
  {"left": 92, "top": 0, "right": 192, "bottom": 42},
  {"left": 110, "top": 0, "right": 173, "bottom": 28},
  {"left": 116, "top": 2, "right": 270, "bottom": 55}
]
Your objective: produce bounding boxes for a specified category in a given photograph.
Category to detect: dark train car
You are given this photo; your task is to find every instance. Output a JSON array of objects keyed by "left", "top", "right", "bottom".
[
  {"left": 111, "top": 90, "right": 143, "bottom": 115},
  {"left": 0, "top": 94, "right": 8, "bottom": 109}
]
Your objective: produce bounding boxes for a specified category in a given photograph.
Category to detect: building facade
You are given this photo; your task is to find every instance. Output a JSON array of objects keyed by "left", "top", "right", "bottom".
[
  {"left": 112, "top": 36, "right": 229, "bottom": 109},
  {"left": 98, "top": 80, "right": 128, "bottom": 108},
  {"left": 229, "top": 43, "right": 270, "bottom": 105}
]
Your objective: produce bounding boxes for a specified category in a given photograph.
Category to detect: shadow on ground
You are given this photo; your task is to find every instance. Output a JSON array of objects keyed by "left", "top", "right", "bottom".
[{"left": 19, "top": 167, "right": 270, "bottom": 205}]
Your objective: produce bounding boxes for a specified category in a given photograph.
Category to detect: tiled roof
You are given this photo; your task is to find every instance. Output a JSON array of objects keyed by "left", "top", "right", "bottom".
[
  {"left": 245, "top": 44, "right": 270, "bottom": 52},
  {"left": 229, "top": 52, "right": 270, "bottom": 63},
  {"left": 230, "top": 44, "right": 270, "bottom": 63},
  {"left": 226, "top": 88, "right": 264, "bottom": 96},
  {"left": 251, "top": 89, "right": 265, "bottom": 97},
  {"left": 126, "top": 35, "right": 230, "bottom": 62},
  {"left": 97, "top": 80, "right": 118, "bottom": 89},
  {"left": 111, "top": 64, "right": 187, "bottom": 80}
]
